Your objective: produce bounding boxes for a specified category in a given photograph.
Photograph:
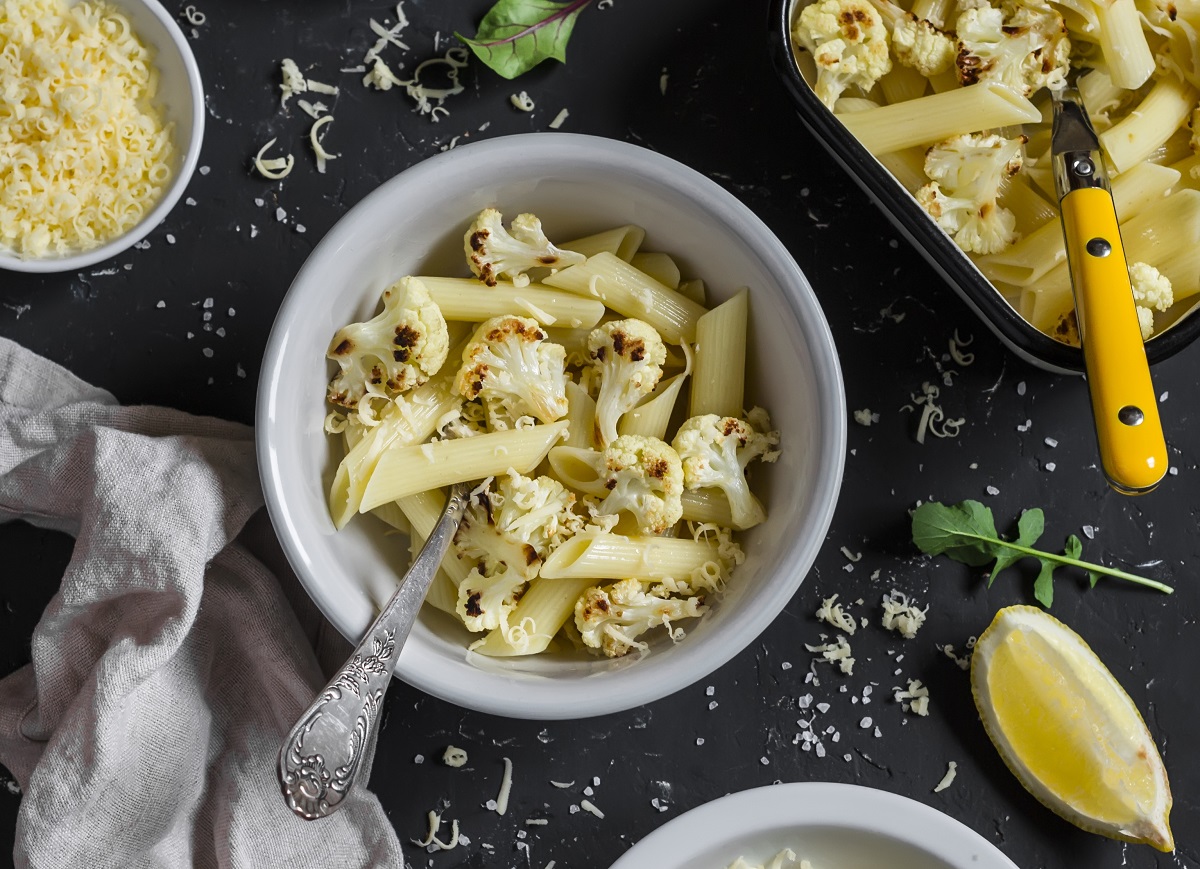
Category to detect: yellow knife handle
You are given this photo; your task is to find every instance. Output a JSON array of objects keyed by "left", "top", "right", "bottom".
[{"left": 1060, "top": 187, "right": 1167, "bottom": 494}]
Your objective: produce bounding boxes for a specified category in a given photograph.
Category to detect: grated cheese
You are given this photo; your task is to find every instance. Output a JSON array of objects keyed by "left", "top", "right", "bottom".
[
  {"left": 510, "top": 91, "right": 536, "bottom": 112},
  {"left": 412, "top": 810, "right": 460, "bottom": 850},
  {"left": 805, "top": 635, "right": 855, "bottom": 675},
  {"left": 579, "top": 799, "right": 604, "bottom": 819},
  {"left": 548, "top": 108, "right": 570, "bottom": 129},
  {"left": 253, "top": 138, "right": 295, "bottom": 180},
  {"left": 893, "top": 678, "right": 930, "bottom": 716},
  {"left": 181, "top": 4, "right": 205, "bottom": 25},
  {"left": 815, "top": 594, "right": 856, "bottom": 636},
  {"left": 933, "top": 760, "right": 958, "bottom": 792},
  {"left": 880, "top": 589, "right": 928, "bottom": 639},
  {"left": 0, "top": 0, "right": 174, "bottom": 258},
  {"left": 442, "top": 745, "right": 468, "bottom": 767},
  {"left": 726, "top": 851, "right": 811, "bottom": 869},
  {"left": 513, "top": 296, "right": 556, "bottom": 324},
  {"left": 297, "top": 99, "right": 328, "bottom": 120},
  {"left": 280, "top": 58, "right": 307, "bottom": 107},
  {"left": 494, "top": 757, "right": 513, "bottom": 815},
  {"left": 309, "top": 115, "right": 338, "bottom": 173}
]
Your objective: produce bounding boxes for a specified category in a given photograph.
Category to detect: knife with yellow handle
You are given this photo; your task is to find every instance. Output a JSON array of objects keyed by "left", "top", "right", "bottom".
[{"left": 1051, "top": 88, "right": 1167, "bottom": 495}]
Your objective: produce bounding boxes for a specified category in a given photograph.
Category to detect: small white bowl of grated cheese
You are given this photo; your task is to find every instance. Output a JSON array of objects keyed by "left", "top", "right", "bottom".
[{"left": 0, "top": 0, "right": 204, "bottom": 273}]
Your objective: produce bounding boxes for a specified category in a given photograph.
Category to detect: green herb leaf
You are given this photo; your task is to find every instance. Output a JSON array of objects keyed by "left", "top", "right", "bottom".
[
  {"left": 456, "top": 0, "right": 592, "bottom": 80},
  {"left": 911, "top": 500, "right": 1174, "bottom": 605}
]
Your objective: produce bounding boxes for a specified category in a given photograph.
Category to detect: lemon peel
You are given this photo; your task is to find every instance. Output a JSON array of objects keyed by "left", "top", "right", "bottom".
[{"left": 972, "top": 606, "right": 1172, "bottom": 851}]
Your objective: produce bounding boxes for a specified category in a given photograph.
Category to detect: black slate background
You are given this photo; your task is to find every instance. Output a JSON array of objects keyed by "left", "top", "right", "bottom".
[{"left": 2, "top": 1, "right": 1198, "bottom": 867}]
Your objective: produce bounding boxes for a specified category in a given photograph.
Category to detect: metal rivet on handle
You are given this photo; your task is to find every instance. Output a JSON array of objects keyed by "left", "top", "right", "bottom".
[
  {"left": 1086, "top": 237, "right": 1111, "bottom": 257},
  {"left": 1118, "top": 405, "right": 1145, "bottom": 426},
  {"left": 1073, "top": 157, "right": 1094, "bottom": 177}
]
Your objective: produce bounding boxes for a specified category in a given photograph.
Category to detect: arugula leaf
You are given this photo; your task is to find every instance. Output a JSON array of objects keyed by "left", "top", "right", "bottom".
[
  {"left": 456, "top": 0, "right": 593, "bottom": 80},
  {"left": 912, "top": 500, "right": 1173, "bottom": 606}
]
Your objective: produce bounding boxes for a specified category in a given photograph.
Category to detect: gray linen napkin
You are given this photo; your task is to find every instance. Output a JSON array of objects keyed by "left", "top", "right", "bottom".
[{"left": 0, "top": 337, "right": 404, "bottom": 868}]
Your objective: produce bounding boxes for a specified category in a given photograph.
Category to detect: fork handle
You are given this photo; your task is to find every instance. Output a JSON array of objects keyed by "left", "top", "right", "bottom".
[
  {"left": 278, "top": 483, "right": 471, "bottom": 819},
  {"left": 1060, "top": 186, "right": 1168, "bottom": 494}
]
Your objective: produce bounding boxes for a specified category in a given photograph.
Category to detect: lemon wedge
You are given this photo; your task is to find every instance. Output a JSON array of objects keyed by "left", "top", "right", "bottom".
[{"left": 971, "top": 605, "right": 1173, "bottom": 851}]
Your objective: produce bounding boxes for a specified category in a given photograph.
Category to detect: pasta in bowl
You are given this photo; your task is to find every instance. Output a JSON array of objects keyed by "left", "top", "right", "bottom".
[{"left": 257, "top": 133, "right": 846, "bottom": 719}]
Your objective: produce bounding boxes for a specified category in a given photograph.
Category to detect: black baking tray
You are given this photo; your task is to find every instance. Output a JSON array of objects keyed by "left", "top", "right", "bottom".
[{"left": 768, "top": 0, "right": 1200, "bottom": 374}]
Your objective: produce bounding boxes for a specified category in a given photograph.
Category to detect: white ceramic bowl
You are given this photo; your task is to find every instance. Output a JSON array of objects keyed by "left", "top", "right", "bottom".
[
  {"left": 0, "top": 0, "right": 204, "bottom": 274},
  {"left": 257, "top": 133, "right": 846, "bottom": 719},
  {"left": 609, "top": 782, "right": 1020, "bottom": 868}
]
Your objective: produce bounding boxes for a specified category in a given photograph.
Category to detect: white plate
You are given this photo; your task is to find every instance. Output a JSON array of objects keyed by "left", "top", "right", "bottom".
[{"left": 610, "top": 782, "right": 1020, "bottom": 869}]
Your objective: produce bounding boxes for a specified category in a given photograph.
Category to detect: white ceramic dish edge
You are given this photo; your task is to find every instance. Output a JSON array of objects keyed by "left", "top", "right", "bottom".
[
  {"left": 0, "top": 0, "right": 205, "bottom": 274},
  {"left": 608, "top": 782, "right": 1022, "bottom": 869}
]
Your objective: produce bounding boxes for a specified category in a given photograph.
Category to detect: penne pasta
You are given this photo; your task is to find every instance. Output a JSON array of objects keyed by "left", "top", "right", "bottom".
[
  {"left": 876, "top": 147, "right": 929, "bottom": 194},
  {"left": 1095, "top": 0, "right": 1155, "bottom": 90},
  {"left": 415, "top": 276, "right": 605, "bottom": 328},
  {"left": 546, "top": 446, "right": 608, "bottom": 496},
  {"left": 562, "top": 225, "right": 645, "bottom": 262},
  {"left": 544, "top": 252, "right": 708, "bottom": 344},
  {"left": 630, "top": 252, "right": 681, "bottom": 289},
  {"left": 689, "top": 287, "right": 748, "bottom": 419},
  {"left": 998, "top": 176, "right": 1058, "bottom": 232},
  {"left": 563, "top": 381, "right": 597, "bottom": 449},
  {"left": 469, "top": 577, "right": 595, "bottom": 656},
  {"left": 677, "top": 278, "right": 707, "bottom": 306},
  {"left": 619, "top": 372, "right": 689, "bottom": 441},
  {"left": 680, "top": 488, "right": 735, "bottom": 528},
  {"left": 538, "top": 532, "right": 721, "bottom": 580},
  {"left": 835, "top": 83, "right": 1042, "bottom": 155},
  {"left": 398, "top": 489, "right": 473, "bottom": 586},
  {"left": 879, "top": 63, "right": 928, "bottom": 105},
  {"left": 1099, "top": 76, "right": 1199, "bottom": 174},
  {"left": 359, "top": 422, "right": 568, "bottom": 512}
]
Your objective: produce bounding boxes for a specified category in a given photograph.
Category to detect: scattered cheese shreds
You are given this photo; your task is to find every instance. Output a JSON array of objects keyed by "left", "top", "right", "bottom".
[
  {"left": 494, "top": 757, "right": 513, "bottom": 815},
  {"left": 0, "top": 0, "right": 175, "bottom": 258},
  {"left": 579, "top": 798, "right": 605, "bottom": 819},
  {"left": 880, "top": 589, "right": 928, "bottom": 639},
  {"left": 253, "top": 138, "right": 295, "bottom": 180},
  {"left": 894, "top": 678, "right": 931, "bottom": 716},
  {"left": 549, "top": 108, "right": 570, "bottom": 129},
  {"left": 815, "top": 594, "right": 857, "bottom": 635},
  {"left": 309, "top": 115, "right": 338, "bottom": 174},
  {"left": 442, "top": 745, "right": 468, "bottom": 767},
  {"left": 933, "top": 760, "right": 958, "bottom": 793},
  {"left": 805, "top": 635, "right": 855, "bottom": 675},
  {"left": 280, "top": 57, "right": 307, "bottom": 107},
  {"left": 511, "top": 91, "right": 536, "bottom": 112},
  {"left": 412, "top": 810, "right": 460, "bottom": 850}
]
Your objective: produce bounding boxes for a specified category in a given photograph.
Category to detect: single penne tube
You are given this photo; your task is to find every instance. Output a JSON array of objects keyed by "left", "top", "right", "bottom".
[
  {"left": 562, "top": 225, "right": 645, "bottom": 261},
  {"left": 998, "top": 176, "right": 1058, "bottom": 232},
  {"left": 360, "top": 422, "right": 568, "bottom": 511},
  {"left": 678, "top": 278, "right": 707, "bottom": 306},
  {"left": 543, "top": 252, "right": 708, "bottom": 344},
  {"left": 876, "top": 147, "right": 929, "bottom": 193},
  {"left": 630, "top": 252, "right": 681, "bottom": 289},
  {"left": 679, "top": 488, "right": 735, "bottom": 528},
  {"left": 423, "top": 572, "right": 461, "bottom": 616},
  {"left": 563, "top": 381, "right": 597, "bottom": 449},
  {"left": 538, "top": 532, "right": 720, "bottom": 580},
  {"left": 836, "top": 83, "right": 1041, "bottom": 155},
  {"left": 979, "top": 162, "right": 1180, "bottom": 287},
  {"left": 415, "top": 276, "right": 605, "bottom": 328},
  {"left": 689, "top": 288, "right": 747, "bottom": 419},
  {"left": 619, "top": 371, "right": 689, "bottom": 440},
  {"left": 469, "top": 577, "right": 595, "bottom": 657},
  {"left": 328, "top": 379, "right": 461, "bottom": 529},
  {"left": 546, "top": 446, "right": 607, "bottom": 495},
  {"left": 1167, "top": 153, "right": 1200, "bottom": 191},
  {"left": 1099, "top": 76, "right": 1199, "bottom": 174},
  {"left": 1078, "top": 68, "right": 1123, "bottom": 124},
  {"left": 397, "top": 489, "right": 473, "bottom": 586},
  {"left": 879, "top": 63, "right": 928, "bottom": 105},
  {"left": 1096, "top": 0, "right": 1155, "bottom": 90},
  {"left": 926, "top": 70, "right": 960, "bottom": 94},
  {"left": 369, "top": 501, "right": 411, "bottom": 533}
]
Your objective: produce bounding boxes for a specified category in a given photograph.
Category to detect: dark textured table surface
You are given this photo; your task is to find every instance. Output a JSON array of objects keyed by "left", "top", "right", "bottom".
[{"left": 2, "top": 1, "right": 1198, "bottom": 867}]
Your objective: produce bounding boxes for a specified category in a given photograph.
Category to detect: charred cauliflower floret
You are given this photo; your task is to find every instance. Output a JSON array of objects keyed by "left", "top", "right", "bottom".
[
  {"left": 586, "top": 319, "right": 667, "bottom": 447},
  {"left": 671, "top": 415, "right": 780, "bottom": 531},
  {"left": 868, "top": 0, "right": 956, "bottom": 76},
  {"left": 915, "top": 132, "right": 1025, "bottom": 255},
  {"left": 954, "top": 1, "right": 1071, "bottom": 97},
  {"left": 455, "top": 315, "right": 569, "bottom": 429},
  {"left": 574, "top": 578, "right": 707, "bottom": 658},
  {"left": 793, "top": 0, "right": 892, "bottom": 110},
  {"left": 464, "top": 208, "right": 585, "bottom": 288},
  {"left": 595, "top": 435, "right": 684, "bottom": 535},
  {"left": 327, "top": 276, "right": 449, "bottom": 412}
]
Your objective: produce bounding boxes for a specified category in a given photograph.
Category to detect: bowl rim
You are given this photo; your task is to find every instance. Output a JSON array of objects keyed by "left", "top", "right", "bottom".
[
  {"left": 256, "top": 131, "right": 848, "bottom": 719},
  {"left": 766, "top": 0, "right": 1200, "bottom": 374},
  {"left": 0, "top": 0, "right": 205, "bottom": 274},
  {"left": 608, "top": 781, "right": 1021, "bottom": 868}
]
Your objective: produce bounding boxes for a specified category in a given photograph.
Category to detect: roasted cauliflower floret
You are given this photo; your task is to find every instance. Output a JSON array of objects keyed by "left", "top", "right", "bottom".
[
  {"left": 493, "top": 470, "right": 585, "bottom": 556},
  {"left": 868, "top": 0, "right": 956, "bottom": 76},
  {"left": 327, "top": 276, "right": 449, "bottom": 412},
  {"left": 915, "top": 133, "right": 1025, "bottom": 255},
  {"left": 792, "top": 0, "right": 892, "bottom": 110},
  {"left": 574, "top": 578, "right": 706, "bottom": 658},
  {"left": 671, "top": 415, "right": 780, "bottom": 530},
  {"left": 594, "top": 435, "right": 684, "bottom": 535},
  {"left": 587, "top": 319, "right": 667, "bottom": 447},
  {"left": 455, "top": 315, "right": 569, "bottom": 429},
  {"left": 954, "top": 1, "right": 1071, "bottom": 97},
  {"left": 453, "top": 485, "right": 541, "bottom": 633},
  {"left": 464, "top": 208, "right": 586, "bottom": 287},
  {"left": 1129, "top": 261, "right": 1174, "bottom": 340}
]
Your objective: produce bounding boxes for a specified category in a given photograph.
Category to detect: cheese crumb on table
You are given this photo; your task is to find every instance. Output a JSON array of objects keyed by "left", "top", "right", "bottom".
[
  {"left": 880, "top": 589, "right": 928, "bottom": 639},
  {"left": 933, "top": 760, "right": 958, "bottom": 792},
  {"left": 442, "top": 745, "right": 468, "bottom": 767}
]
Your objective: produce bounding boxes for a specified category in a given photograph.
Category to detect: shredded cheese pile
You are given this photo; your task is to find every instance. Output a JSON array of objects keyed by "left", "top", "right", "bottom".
[{"left": 0, "top": 0, "right": 174, "bottom": 258}]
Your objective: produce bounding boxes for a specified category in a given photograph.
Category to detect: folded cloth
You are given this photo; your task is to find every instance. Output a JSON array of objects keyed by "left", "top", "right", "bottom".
[{"left": 0, "top": 338, "right": 404, "bottom": 868}]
